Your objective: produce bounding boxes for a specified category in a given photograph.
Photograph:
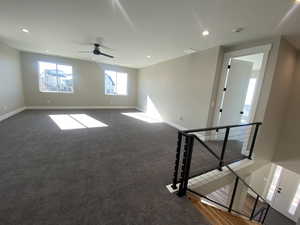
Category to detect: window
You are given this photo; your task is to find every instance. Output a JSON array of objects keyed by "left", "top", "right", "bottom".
[
  {"left": 105, "top": 70, "right": 127, "bottom": 95},
  {"left": 39, "top": 61, "right": 73, "bottom": 93}
]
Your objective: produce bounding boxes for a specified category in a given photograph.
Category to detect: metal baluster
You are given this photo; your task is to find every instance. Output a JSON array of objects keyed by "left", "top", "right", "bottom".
[
  {"left": 219, "top": 127, "right": 230, "bottom": 170},
  {"left": 228, "top": 176, "right": 239, "bottom": 212},
  {"left": 178, "top": 135, "right": 194, "bottom": 197},
  {"left": 250, "top": 195, "right": 259, "bottom": 220},
  {"left": 258, "top": 208, "right": 265, "bottom": 223},
  {"left": 262, "top": 204, "right": 270, "bottom": 224},
  {"left": 248, "top": 124, "right": 260, "bottom": 159},
  {"left": 172, "top": 132, "right": 183, "bottom": 190}
]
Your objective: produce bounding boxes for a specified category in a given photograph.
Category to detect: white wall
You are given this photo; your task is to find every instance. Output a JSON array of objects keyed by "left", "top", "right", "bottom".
[
  {"left": 274, "top": 53, "right": 300, "bottom": 174},
  {"left": 137, "top": 36, "right": 290, "bottom": 164},
  {"left": 224, "top": 37, "right": 298, "bottom": 162},
  {"left": 137, "top": 36, "right": 299, "bottom": 167},
  {"left": 21, "top": 52, "right": 138, "bottom": 108},
  {"left": 248, "top": 163, "right": 273, "bottom": 197},
  {"left": 137, "top": 46, "right": 222, "bottom": 129},
  {"left": 254, "top": 38, "right": 297, "bottom": 162},
  {"left": 0, "top": 42, "right": 24, "bottom": 117}
]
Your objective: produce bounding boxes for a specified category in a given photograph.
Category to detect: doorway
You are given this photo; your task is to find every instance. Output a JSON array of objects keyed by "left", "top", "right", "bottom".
[{"left": 214, "top": 45, "right": 272, "bottom": 127}]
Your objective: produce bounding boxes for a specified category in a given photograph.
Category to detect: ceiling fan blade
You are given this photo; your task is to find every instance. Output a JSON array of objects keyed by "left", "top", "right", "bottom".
[
  {"left": 78, "top": 51, "right": 91, "bottom": 53},
  {"left": 95, "top": 37, "right": 114, "bottom": 51},
  {"left": 100, "top": 52, "right": 114, "bottom": 58}
]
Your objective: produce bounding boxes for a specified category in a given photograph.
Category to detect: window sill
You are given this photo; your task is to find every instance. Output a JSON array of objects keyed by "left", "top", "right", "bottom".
[
  {"left": 40, "top": 90, "right": 74, "bottom": 94},
  {"left": 105, "top": 94, "right": 128, "bottom": 96}
]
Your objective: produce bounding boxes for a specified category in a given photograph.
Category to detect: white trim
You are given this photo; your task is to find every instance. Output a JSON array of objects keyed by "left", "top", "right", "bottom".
[
  {"left": 213, "top": 44, "right": 272, "bottom": 127},
  {"left": 166, "top": 159, "right": 255, "bottom": 193},
  {"left": 135, "top": 107, "right": 187, "bottom": 130},
  {"left": 165, "top": 120, "right": 186, "bottom": 130},
  {"left": 0, "top": 107, "right": 26, "bottom": 122},
  {"left": 26, "top": 106, "right": 137, "bottom": 110},
  {"left": 1, "top": 106, "right": 187, "bottom": 130},
  {"left": 135, "top": 106, "right": 144, "bottom": 112},
  {"left": 224, "top": 44, "right": 272, "bottom": 58},
  {"left": 39, "top": 90, "right": 74, "bottom": 94}
]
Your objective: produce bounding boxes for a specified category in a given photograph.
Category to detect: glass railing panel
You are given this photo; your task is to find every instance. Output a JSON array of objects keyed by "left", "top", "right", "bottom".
[
  {"left": 224, "top": 125, "right": 254, "bottom": 160},
  {"left": 188, "top": 134, "right": 221, "bottom": 178},
  {"left": 191, "top": 125, "right": 254, "bottom": 170},
  {"left": 192, "top": 128, "right": 226, "bottom": 159},
  {"left": 252, "top": 199, "right": 269, "bottom": 223},
  {"left": 191, "top": 171, "right": 237, "bottom": 211},
  {"left": 230, "top": 177, "right": 268, "bottom": 219},
  {"left": 235, "top": 186, "right": 256, "bottom": 218}
]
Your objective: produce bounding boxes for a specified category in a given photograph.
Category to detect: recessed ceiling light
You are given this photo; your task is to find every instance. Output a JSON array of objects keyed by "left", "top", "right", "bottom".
[
  {"left": 296, "top": 0, "right": 300, "bottom": 3},
  {"left": 21, "top": 28, "right": 30, "bottom": 33},
  {"left": 147, "top": 55, "right": 151, "bottom": 59},
  {"left": 202, "top": 30, "right": 209, "bottom": 36}
]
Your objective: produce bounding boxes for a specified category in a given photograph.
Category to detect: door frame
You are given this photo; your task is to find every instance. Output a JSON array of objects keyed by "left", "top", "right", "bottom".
[{"left": 213, "top": 44, "right": 272, "bottom": 127}]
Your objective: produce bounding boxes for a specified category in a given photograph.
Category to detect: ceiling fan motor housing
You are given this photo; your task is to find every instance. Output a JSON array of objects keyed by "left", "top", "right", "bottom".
[
  {"left": 90, "top": 43, "right": 113, "bottom": 58},
  {"left": 93, "top": 49, "right": 101, "bottom": 55},
  {"left": 93, "top": 43, "right": 101, "bottom": 55}
]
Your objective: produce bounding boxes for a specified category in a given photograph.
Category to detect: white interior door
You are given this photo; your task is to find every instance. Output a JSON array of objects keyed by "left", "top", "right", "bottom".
[
  {"left": 268, "top": 166, "right": 300, "bottom": 222},
  {"left": 214, "top": 45, "right": 271, "bottom": 128},
  {"left": 218, "top": 59, "right": 253, "bottom": 126}
]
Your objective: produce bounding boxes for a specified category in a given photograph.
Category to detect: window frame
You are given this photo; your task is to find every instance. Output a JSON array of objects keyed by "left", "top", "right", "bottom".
[
  {"left": 38, "top": 61, "right": 74, "bottom": 94},
  {"left": 104, "top": 70, "right": 128, "bottom": 96}
]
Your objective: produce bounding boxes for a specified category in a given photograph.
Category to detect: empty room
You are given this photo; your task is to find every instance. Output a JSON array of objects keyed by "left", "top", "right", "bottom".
[{"left": 1, "top": 0, "right": 300, "bottom": 225}]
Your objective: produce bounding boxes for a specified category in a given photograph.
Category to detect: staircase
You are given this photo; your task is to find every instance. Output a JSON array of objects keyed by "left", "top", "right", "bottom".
[
  {"left": 171, "top": 122, "right": 270, "bottom": 224},
  {"left": 188, "top": 194, "right": 260, "bottom": 225}
]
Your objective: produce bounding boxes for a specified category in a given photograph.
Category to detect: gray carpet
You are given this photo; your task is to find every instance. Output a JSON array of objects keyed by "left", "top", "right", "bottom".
[
  {"left": 0, "top": 109, "right": 213, "bottom": 225},
  {"left": 190, "top": 139, "right": 246, "bottom": 177},
  {"left": 1, "top": 109, "right": 293, "bottom": 225}
]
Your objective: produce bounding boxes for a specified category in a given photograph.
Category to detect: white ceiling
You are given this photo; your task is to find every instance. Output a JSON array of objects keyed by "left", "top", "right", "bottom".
[{"left": 0, "top": 0, "right": 299, "bottom": 68}]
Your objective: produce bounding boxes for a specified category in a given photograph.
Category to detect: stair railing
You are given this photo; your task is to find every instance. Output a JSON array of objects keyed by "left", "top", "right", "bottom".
[{"left": 171, "top": 122, "right": 271, "bottom": 224}]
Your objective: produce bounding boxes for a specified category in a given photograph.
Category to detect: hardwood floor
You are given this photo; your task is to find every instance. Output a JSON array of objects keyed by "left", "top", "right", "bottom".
[
  {"left": 188, "top": 194, "right": 261, "bottom": 225},
  {"left": 206, "top": 187, "right": 265, "bottom": 218}
]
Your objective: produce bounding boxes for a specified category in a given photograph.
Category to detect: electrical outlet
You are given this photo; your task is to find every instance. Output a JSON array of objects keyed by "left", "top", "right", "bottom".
[
  {"left": 47, "top": 99, "right": 51, "bottom": 104},
  {"left": 3, "top": 106, "right": 7, "bottom": 111},
  {"left": 179, "top": 116, "right": 183, "bottom": 121}
]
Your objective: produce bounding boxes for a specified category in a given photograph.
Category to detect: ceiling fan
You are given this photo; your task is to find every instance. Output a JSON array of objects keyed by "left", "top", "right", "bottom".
[{"left": 79, "top": 43, "right": 114, "bottom": 58}]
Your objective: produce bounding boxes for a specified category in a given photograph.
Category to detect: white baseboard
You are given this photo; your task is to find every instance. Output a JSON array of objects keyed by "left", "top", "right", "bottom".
[
  {"left": 164, "top": 120, "right": 186, "bottom": 130},
  {"left": 0, "top": 107, "right": 26, "bottom": 122},
  {"left": 135, "top": 107, "right": 143, "bottom": 112},
  {"left": 26, "top": 106, "right": 137, "bottom": 110},
  {"left": 0, "top": 106, "right": 186, "bottom": 131},
  {"left": 135, "top": 106, "right": 186, "bottom": 130}
]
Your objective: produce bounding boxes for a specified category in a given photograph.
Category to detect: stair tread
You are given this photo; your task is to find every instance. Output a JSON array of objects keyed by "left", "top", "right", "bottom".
[{"left": 188, "top": 194, "right": 261, "bottom": 225}]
